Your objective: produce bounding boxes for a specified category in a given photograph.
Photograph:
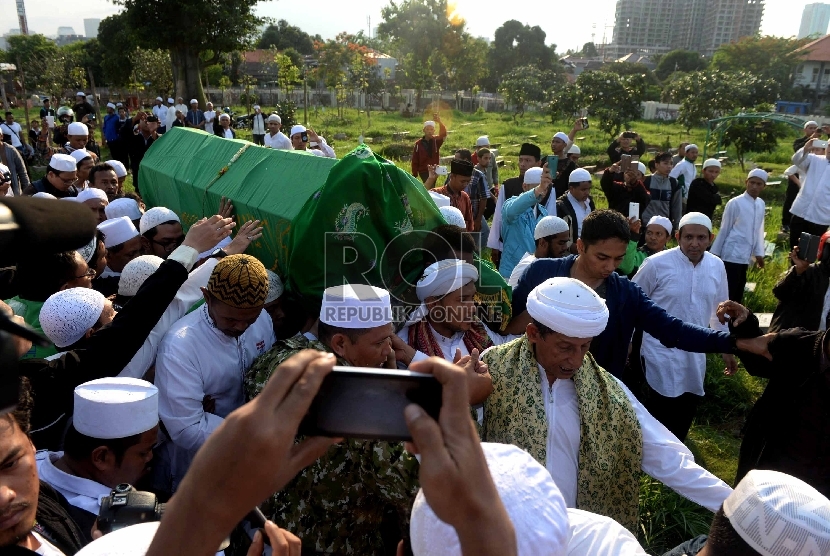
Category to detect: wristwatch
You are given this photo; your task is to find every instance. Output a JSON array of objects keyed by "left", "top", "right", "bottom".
[{"left": 209, "top": 248, "right": 228, "bottom": 260}]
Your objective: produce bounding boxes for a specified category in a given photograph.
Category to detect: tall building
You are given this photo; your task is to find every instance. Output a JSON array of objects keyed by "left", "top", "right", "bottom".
[
  {"left": 610, "top": 0, "right": 764, "bottom": 58},
  {"left": 84, "top": 18, "right": 100, "bottom": 38},
  {"left": 57, "top": 26, "right": 76, "bottom": 37},
  {"left": 799, "top": 4, "right": 830, "bottom": 39}
]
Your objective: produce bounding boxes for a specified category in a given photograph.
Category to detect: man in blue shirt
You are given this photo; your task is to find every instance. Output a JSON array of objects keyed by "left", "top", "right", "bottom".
[
  {"left": 506, "top": 209, "right": 735, "bottom": 378},
  {"left": 102, "top": 103, "right": 121, "bottom": 159},
  {"left": 185, "top": 99, "right": 205, "bottom": 130}
]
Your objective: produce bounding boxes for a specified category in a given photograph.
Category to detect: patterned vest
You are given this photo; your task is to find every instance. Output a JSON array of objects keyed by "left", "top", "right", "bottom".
[{"left": 481, "top": 336, "right": 644, "bottom": 531}]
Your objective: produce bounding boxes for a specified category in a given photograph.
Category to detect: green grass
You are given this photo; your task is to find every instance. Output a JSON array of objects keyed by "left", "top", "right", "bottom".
[{"left": 17, "top": 105, "right": 801, "bottom": 552}]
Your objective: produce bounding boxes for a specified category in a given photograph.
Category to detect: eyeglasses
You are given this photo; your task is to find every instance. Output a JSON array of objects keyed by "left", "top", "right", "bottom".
[
  {"left": 58, "top": 177, "right": 78, "bottom": 186},
  {"left": 75, "top": 268, "right": 96, "bottom": 279},
  {"left": 150, "top": 236, "right": 185, "bottom": 251}
]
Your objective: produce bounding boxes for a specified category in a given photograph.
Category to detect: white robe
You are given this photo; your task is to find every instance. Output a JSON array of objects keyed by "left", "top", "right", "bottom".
[
  {"left": 119, "top": 258, "right": 218, "bottom": 379},
  {"left": 632, "top": 248, "right": 729, "bottom": 397},
  {"left": 566, "top": 509, "right": 648, "bottom": 555},
  {"left": 264, "top": 131, "right": 292, "bottom": 150},
  {"left": 155, "top": 304, "right": 275, "bottom": 487},
  {"left": 508, "top": 253, "right": 537, "bottom": 287},
  {"left": 710, "top": 192, "right": 765, "bottom": 264},
  {"left": 536, "top": 364, "right": 732, "bottom": 511}
]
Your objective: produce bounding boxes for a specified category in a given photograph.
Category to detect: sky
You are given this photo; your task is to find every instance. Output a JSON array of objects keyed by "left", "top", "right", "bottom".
[{"left": 2, "top": 0, "right": 811, "bottom": 54}]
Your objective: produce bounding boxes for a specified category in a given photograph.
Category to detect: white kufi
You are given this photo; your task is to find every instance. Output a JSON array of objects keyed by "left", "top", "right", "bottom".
[
  {"left": 534, "top": 215, "right": 569, "bottom": 240},
  {"left": 67, "top": 122, "right": 89, "bottom": 136},
  {"left": 724, "top": 469, "right": 830, "bottom": 556},
  {"left": 40, "top": 288, "right": 106, "bottom": 348},
  {"left": 77, "top": 188, "right": 108, "bottom": 204},
  {"left": 646, "top": 215, "right": 673, "bottom": 236},
  {"left": 98, "top": 216, "right": 139, "bottom": 248},
  {"left": 139, "top": 206, "right": 180, "bottom": 235},
  {"left": 524, "top": 167, "right": 543, "bottom": 185},
  {"left": 75, "top": 522, "right": 159, "bottom": 556},
  {"left": 748, "top": 168, "right": 769, "bottom": 183},
  {"left": 106, "top": 159, "right": 128, "bottom": 178},
  {"left": 439, "top": 206, "right": 466, "bottom": 228},
  {"left": 265, "top": 269, "right": 285, "bottom": 304},
  {"left": 73, "top": 377, "right": 159, "bottom": 439},
  {"left": 678, "top": 211, "right": 712, "bottom": 232},
  {"left": 319, "top": 284, "right": 392, "bottom": 329},
  {"left": 118, "top": 255, "right": 164, "bottom": 297},
  {"left": 105, "top": 198, "right": 143, "bottom": 222},
  {"left": 75, "top": 236, "right": 98, "bottom": 264},
  {"left": 49, "top": 153, "right": 77, "bottom": 173}
]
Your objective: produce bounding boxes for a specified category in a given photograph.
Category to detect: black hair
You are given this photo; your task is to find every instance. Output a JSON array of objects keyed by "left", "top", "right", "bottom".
[
  {"left": 88, "top": 163, "right": 117, "bottom": 186},
  {"left": 654, "top": 152, "right": 672, "bottom": 164},
  {"left": 705, "top": 508, "right": 756, "bottom": 556},
  {"left": 15, "top": 251, "right": 81, "bottom": 302},
  {"left": 2, "top": 377, "right": 34, "bottom": 435},
  {"left": 647, "top": 159, "right": 657, "bottom": 172},
  {"left": 63, "top": 424, "right": 142, "bottom": 466},
  {"left": 4, "top": 111, "right": 11, "bottom": 117},
  {"left": 477, "top": 147, "right": 491, "bottom": 158},
  {"left": 142, "top": 220, "right": 179, "bottom": 240},
  {"left": 454, "top": 148, "right": 472, "bottom": 162},
  {"left": 317, "top": 321, "right": 371, "bottom": 346},
  {"left": 422, "top": 224, "right": 477, "bottom": 265},
  {"left": 580, "top": 209, "right": 630, "bottom": 247},
  {"left": 88, "top": 230, "right": 106, "bottom": 271}
]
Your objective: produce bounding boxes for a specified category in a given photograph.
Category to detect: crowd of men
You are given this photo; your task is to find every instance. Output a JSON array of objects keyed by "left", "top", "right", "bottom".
[{"left": 2, "top": 105, "right": 830, "bottom": 556}]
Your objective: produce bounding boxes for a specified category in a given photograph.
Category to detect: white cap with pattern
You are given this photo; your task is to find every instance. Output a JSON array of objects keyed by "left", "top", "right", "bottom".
[
  {"left": 439, "top": 206, "right": 466, "bottom": 228},
  {"left": 118, "top": 255, "right": 164, "bottom": 297},
  {"left": 265, "top": 269, "right": 284, "bottom": 304},
  {"left": 40, "top": 288, "right": 106, "bottom": 348},
  {"left": 139, "top": 206, "right": 180, "bottom": 235},
  {"left": 534, "top": 215, "right": 569, "bottom": 240},
  {"left": 724, "top": 469, "right": 830, "bottom": 556}
]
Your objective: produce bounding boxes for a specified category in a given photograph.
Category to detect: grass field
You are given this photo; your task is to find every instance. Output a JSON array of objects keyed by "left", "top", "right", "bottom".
[{"left": 16, "top": 105, "right": 804, "bottom": 553}]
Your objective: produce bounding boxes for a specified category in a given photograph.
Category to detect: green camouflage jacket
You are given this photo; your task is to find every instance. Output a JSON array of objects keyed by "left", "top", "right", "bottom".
[{"left": 245, "top": 335, "right": 421, "bottom": 555}]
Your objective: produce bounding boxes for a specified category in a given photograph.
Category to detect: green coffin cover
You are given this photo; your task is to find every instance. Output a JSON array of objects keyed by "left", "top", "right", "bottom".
[
  {"left": 139, "top": 130, "right": 512, "bottom": 328},
  {"left": 138, "top": 127, "right": 337, "bottom": 275}
]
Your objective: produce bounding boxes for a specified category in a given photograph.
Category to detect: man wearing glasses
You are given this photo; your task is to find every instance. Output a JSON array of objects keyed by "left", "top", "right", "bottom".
[
  {"left": 22, "top": 153, "right": 79, "bottom": 198},
  {"left": 140, "top": 206, "right": 185, "bottom": 259}
]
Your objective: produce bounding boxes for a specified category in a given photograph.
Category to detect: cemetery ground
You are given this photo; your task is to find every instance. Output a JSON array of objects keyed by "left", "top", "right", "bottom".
[{"left": 17, "top": 106, "right": 801, "bottom": 553}]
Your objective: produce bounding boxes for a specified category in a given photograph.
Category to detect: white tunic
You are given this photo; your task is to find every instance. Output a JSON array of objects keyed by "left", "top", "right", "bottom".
[
  {"left": 251, "top": 112, "right": 266, "bottom": 135},
  {"left": 152, "top": 105, "right": 168, "bottom": 126},
  {"left": 165, "top": 105, "right": 177, "bottom": 129},
  {"left": 32, "top": 532, "right": 66, "bottom": 556},
  {"left": 790, "top": 148, "right": 830, "bottom": 226},
  {"left": 537, "top": 365, "right": 732, "bottom": 511},
  {"left": 567, "top": 192, "right": 592, "bottom": 238},
  {"left": 710, "top": 192, "right": 765, "bottom": 264},
  {"left": 632, "top": 248, "right": 728, "bottom": 397},
  {"left": 1, "top": 121, "right": 23, "bottom": 147},
  {"left": 669, "top": 159, "right": 696, "bottom": 200},
  {"left": 264, "top": 131, "right": 292, "bottom": 150},
  {"left": 203, "top": 110, "right": 216, "bottom": 134},
  {"left": 307, "top": 138, "right": 336, "bottom": 158},
  {"left": 566, "top": 509, "right": 648, "bottom": 556},
  {"left": 36, "top": 451, "right": 110, "bottom": 516},
  {"left": 155, "top": 304, "right": 275, "bottom": 485},
  {"left": 119, "top": 258, "right": 218, "bottom": 379},
  {"left": 508, "top": 253, "right": 537, "bottom": 287}
]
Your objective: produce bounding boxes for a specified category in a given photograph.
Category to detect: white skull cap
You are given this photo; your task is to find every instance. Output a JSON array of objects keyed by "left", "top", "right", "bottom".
[
  {"left": 265, "top": 269, "right": 284, "bottom": 304},
  {"left": 77, "top": 188, "right": 108, "bottom": 204},
  {"left": 40, "top": 288, "right": 106, "bottom": 348},
  {"left": 118, "top": 255, "right": 164, "bottom": 297},
  {"left": 411, "top": 443, "right": 570, "bottom": 556},
  {"left": 139, "top": 207, "right": 180, "bottom": 235},
  {"left": 106, "top": 159, "right": 128, "bottom": 178},
  {"left": 724, "top": 469, "right": 830, "bottom": 556},
  {"left": 105, "top": 198, "right": 143, "bottom": 221},
  {"left": 439, "top": 206, "right": 466, "bottom": 228}
]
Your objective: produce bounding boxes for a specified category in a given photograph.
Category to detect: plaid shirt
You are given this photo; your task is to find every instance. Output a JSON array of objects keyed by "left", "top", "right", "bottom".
[{"left": 464, "top": 168, "right": 488, "bottom": 219}]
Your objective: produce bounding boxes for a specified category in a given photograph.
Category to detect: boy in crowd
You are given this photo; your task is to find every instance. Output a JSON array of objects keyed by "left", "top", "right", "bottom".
[
  {"left": 641, "top": 152, "right": 682, "bottom": 232},
  {"left": 711, "top": 169, "right": 768, "bottom": 302},
  {"left": 686, "top": 159, "right": 722, "bottom": 219}
]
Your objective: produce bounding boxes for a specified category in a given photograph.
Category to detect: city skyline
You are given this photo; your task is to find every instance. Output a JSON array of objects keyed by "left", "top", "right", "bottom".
[{"left": 0, "top": 0, "right": 809, "bottom": 55}]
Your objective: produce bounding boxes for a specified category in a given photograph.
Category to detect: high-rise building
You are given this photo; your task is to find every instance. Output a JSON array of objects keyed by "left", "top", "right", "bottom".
[
  {"left": 610, "top": 0, "right": 764, "bottom": 58},
  {"left": 799, "top": 4, "right": 830, "bottom": 39},
  {"left": 84, "top": 18, "right": 100, "bottom": 39},
  {"left": 57, "top": 26, "right": 76, "bottom": 37}
]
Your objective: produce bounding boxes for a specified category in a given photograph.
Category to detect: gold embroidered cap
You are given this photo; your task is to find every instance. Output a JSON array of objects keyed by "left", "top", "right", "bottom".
[{"left": 207, "top": 254, "right": 269, "bottom": 309}]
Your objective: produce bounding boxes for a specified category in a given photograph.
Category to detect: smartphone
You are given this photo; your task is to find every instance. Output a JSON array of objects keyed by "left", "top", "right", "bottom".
[
  {"left": 813, "top": 139, "right": 828, "bottom": 149},
  {"left": 620, "top": 154, "right": 632, "bottom": 172},
  {"left": 301, "top": 132, "right": 309, "bottom": 143},
  {"left": 629, "top": 202, "right": 639, "bottom": 220},
  {"left": 435, "top": 165, "right": 448, "bottom": 176},
  {"left": 581, "top": 117, "right": 589, "bottom": 129},
  {"left": 298, "top": 366, "right": 443, "bottom": 441},
  {"left": 46, "top": 116, "right": 55, "bottom": 129},
  {"left": 547, "top": 155, "right": 558, "bottom": 172},
  {"left": 798, "top": 232, "right": 820, "bottom": 262}
]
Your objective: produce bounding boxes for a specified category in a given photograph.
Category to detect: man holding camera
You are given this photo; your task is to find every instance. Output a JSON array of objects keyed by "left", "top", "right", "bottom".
[
  {"left": 120, "top": 113, "right": 159, "bottom": 193},
  {"left": 789, "top": 137, "right": 830, "bottom": 249},
  {"left": 35, "top": 377, "right": 159, "bottom": 541}
]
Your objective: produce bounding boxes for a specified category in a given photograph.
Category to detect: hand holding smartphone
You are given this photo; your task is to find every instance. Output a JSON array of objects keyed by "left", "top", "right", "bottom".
[{"left": 629, "top": 202, "right": 639, "bottom": 220}]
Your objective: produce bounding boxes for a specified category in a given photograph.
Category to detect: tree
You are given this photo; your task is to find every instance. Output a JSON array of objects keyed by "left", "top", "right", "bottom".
[
  {"left": 498, "top": 65, "right": 545, "bottom": 119},
  {"left": 116, "top": 0, "right": 263, "bottom": 105},
  {"left": 132, "top": 49, "right": 173, "bottom": 98},
  {"left": 5, "top": 34, "right": 56, "bottom": 70},
  {"left": 717, "top": 106, "right": 788, "bottom": 171},
  {"left": 654, "top": 50, "right": 707, "bottom": 81},
  {"left": 488, "top": 20, "right": 555, "bottom": 89},
  {"left": 275, "top": 52, "right": 301, "bottom": 99},
  {"left": 97, "top": 13, "right": 137, "bottom": 88},
  {"left": 442, "top": 33, "right": 489, "bottom": 91},
  {"left": 547, "top": 82, "right": 581, "bottom": 124},
  {"left": 712, "top": 36, "right": 809, "bottom": 98},
  {"left": 662, "top": 71, "right": 778, "bottom": 131},
  {"left": 576, "top": 70, "right": 645, "bottom": 138},
  {"left": 581, "top": 42, "right": 598, "bottom": 58},
  {"left": 258, "top": 20, "right": 315, "bottom": 54},
  {"left": 600, "top": 62, "right": 662, "bottom": 101},
  {"left": 377, "top": 0, "right": 465, "bottom": 101}
]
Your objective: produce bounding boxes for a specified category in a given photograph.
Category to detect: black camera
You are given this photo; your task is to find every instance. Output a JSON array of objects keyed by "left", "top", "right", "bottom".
[
  {"left": 622, "top": 131, "right": 637, "bottom": 139},
  {"left": 301, "top": 131, "right": 308, "bottom": 143},
  {"left": 97, "top": 484, "right": 164, "bottom": 534}
]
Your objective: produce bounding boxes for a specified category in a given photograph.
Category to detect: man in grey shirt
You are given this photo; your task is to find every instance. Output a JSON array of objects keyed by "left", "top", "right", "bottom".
[{"left": 1, "top": 142, "right": 30, "bottom": 195}]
